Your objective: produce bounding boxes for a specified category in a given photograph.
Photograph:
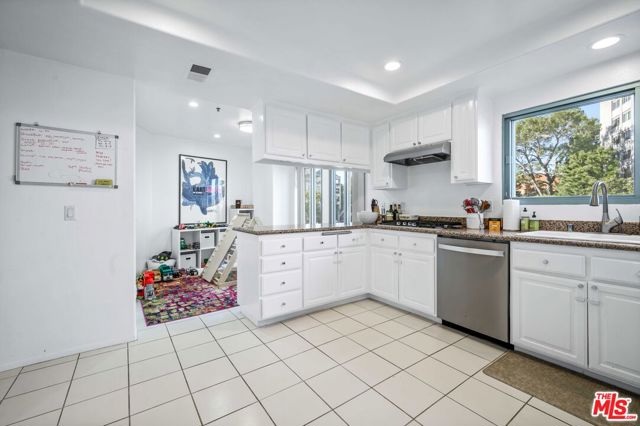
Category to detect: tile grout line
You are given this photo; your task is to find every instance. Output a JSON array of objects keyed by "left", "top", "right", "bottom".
[{"left": 55, "top": 353, "right": 80, "bottom": 426}]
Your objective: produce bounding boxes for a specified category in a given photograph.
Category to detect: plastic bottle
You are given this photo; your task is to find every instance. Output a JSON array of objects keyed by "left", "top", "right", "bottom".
[
  {"left": 520, "top": 207, "right": 530, "bottom": 231},
  {"left": 529, "top": 211, "right": 540, "bottom": 231}
]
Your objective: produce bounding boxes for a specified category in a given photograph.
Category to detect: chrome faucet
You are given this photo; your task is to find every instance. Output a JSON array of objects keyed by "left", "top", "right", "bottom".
[{"left": 590, "top": 181, "right": 623, "bottom": 233}]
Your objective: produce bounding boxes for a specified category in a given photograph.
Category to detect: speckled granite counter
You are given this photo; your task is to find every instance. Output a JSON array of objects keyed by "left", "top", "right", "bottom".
[{"left": 235, "top": 223, "right": 640, "bottom": 252}]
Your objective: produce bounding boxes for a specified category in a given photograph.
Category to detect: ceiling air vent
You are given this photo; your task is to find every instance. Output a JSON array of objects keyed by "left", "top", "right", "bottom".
[{"left": 188, "top": 64, "right": 212, "bottom": 82}]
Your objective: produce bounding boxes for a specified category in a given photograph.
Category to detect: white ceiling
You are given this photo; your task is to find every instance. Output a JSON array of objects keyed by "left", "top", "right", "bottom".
[
  {"left": 136, "top": 83, "right": 253, "bottom": 146},
  {"left": 1, "top": 0, "right": 639, "bottom": 125}
]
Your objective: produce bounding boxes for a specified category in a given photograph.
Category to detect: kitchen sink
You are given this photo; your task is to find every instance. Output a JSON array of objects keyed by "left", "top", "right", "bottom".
[{"left": 525, "top": 230, "right": 640, "bottom": 245}]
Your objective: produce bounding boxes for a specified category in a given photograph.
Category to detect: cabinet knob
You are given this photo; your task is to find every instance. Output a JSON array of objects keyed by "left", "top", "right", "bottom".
[
  {"left": 343, "top": 158, "right": 346, "bottom": 162},
  {"left": 334, "top": 251, "right": 338, "bottom": 255},
  {"left": 281, "top": 244, "right": 286, "bottom": 248},
  {"left": 320, "top": 241, "right": 324, "bottom": 244},
  {"left": 577, "top": 283, "right": 584, "bottom": 289},
  {"left": 352, "top": 238, "right": 357, "bottom": 241},
  {"left": 381, "top": 238, "right": 385, "bottom": 242},
  {"left": 542, "top": 259, "right": 549, "bottom": 265},
  {"left": 280, "top": 281, "right": 286, "bottom": 285},
  {"left": 309, "top": 154, "right": 313, "bottom": 158},
  {"left": 281, "top": 302, "right": 287, "bottom": 307},
  {"left": 412, "top": 142, "right": 417, "bottom": 146},
  {"left": 398, "top": 252, "right": 402, "bottom": 256},
  {"left": 393, "top": 251, "right": 397, "bottom": 255},
  {"left": 302, "top": 153, "right": 305, "bottom": 157},
  {"left": 385, "top": 182, "right": 389, "bottom": 186},
  {"left": 417, "top": 141, "right": 422, "bottom": 145},
  {"left": 454, "top": 175, "right": 459, "bottom": 179},
  {"left": 591, "top": 285, "right": 598, "bottom": 291},
  {"left": 413, "top": 242, "right": 417, "bottom": 246},
  {"left": 339, "top": 251, "right": 343, "bottom": 254},
  {"left": 281, "top": 261, "right": 286, "bottom": 265}
]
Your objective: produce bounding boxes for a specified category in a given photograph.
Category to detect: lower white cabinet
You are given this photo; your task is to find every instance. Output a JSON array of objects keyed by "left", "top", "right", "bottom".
[
  {"left": 371, "top": 247, "right": 398, "bottom": 300},
  {"left": 588, "top": 281, "right": 640, "bottom": 385},
  {"left": 303, "top": 250, "right": 338, "bottom": 307},
  {"left": 511, "top": 270, "right": 587, "bottom": 367},
  {"left": 511, "top": 243, "right": 640, "bottom": 388},
  {"left": 398, "top": 252, "right": 436, "bottom": 315},
  {"left": 339, "top": 246, "right": 367, "bottom": 297}
]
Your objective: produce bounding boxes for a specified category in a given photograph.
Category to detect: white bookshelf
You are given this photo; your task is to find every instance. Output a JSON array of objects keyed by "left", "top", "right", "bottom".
[{"left": 171, "top": 227, "right": 228, "bottom": 269}]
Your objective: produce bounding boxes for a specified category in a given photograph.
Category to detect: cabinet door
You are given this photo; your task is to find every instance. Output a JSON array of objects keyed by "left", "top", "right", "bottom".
[
  {"left": 341, "top": 122, "right": 370, "bottom": 166},
  {"left": 307, "top": 114, "right": 341, "bottom": 162},
  {"left": 451, "top": 96, "right": 476, "bottom": 183},
  {"left": 398, "top": 252, "right": 435, "bottom": 316},
  {"left": 370, "top": 247, "right": 398, "bottom": 301},
  {"left": 303, "top": 250, "right": 338, "bottom": 307},
  {"left": 511, "top": 271, "right": 587, "bottom": 367},
  {"left": 265, "top": 105, "right": 307, "bottom": 159},
  {"left": 371, "top": 124, "right": 407, "bottom": 190},
  {"left": 339, "top": 246, "right": 367, "bottom": 297},
  {"left": 390, "top": 115, "right": 418, "bottom": 151},
  {"left": 418, "top": 106, "right": 451, "bottom": 145},
  {"left": 588, "top": 282, "right": 640, "bottom": 387}
]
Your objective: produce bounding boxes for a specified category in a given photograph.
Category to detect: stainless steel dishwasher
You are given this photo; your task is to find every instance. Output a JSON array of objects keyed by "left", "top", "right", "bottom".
[{"left": 437, "top": 237, "right": 509, "bottom": 343}]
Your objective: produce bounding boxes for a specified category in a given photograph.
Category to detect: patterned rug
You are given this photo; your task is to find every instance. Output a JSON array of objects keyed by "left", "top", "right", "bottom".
[{"left": 141, "top": 274, "right": 238, "bottom": 326}]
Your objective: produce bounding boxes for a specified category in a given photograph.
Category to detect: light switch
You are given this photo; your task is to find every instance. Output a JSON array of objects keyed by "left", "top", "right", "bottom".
[{"left": 64, "top": 205, "right": 75, "bottom": 221}]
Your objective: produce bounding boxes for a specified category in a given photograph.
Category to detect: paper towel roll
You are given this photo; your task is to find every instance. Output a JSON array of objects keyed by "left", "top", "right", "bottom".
[{"left": 503, "top": 199, "right": 521, "bottom": 231}]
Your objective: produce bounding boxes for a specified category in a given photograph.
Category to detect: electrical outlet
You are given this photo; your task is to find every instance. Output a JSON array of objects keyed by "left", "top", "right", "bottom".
[{"left": 64, "top": 205, "right": 75, "bottom": 221}]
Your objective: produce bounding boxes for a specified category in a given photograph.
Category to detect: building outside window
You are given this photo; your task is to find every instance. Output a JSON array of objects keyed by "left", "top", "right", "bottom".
[
  {"left": 300, "top": 167, "right": 354, "bottom": 226},
  {"left": 503, "top": 83, "right": 638, "bottom": 204}
]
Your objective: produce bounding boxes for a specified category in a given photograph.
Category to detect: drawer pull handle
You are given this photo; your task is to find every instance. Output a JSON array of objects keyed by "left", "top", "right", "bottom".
[
  {"left": 542, "top": 259, "right": 549, "bottom": 265},
  {"left": 280, "top": 281, "right": 286, "bottom": 285},
  {"left": 281, "top": 261, "right": 286, "bottom": 265},
  {"left": 320, "top": 241, "right": 324, "bottom": 244},
  {"left": 281, "top": 244, "right": 286, "bottom": 248},
  {"left": 575, "top": 296, "right": 586, "bottom": 303},
  {"left": 398, "top": 253, "right": 402, "bottom": 256},
  {"left": 413, "top": 243, "right": 417, "bottom": 246},
  {"left": 281, "top": 302, "right": 287, "bottom": 307},
  {"left": 591, "top": 285, "right": 598, "bottom": 291},
  {"left": 393, "top": 251, "right": 397, "bottom": 255},
  {"left": 381, "top": 238, "right": 385, "bottom": 242},
  {"left": 204, "top": 236, "right": 210, "bottom": 239},
  {"left": 589, "top": 299, "right": 600, "bottom": 306},
  {"left": 577, "top": 283, "right": 584, "bottom": 289},
  {"left": 339, "top": 251, "right": 343, "bottom": 254}
]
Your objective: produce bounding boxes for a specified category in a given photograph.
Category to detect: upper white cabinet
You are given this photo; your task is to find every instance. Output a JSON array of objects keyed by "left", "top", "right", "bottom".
[
  {"left": 264, "top": 104, "right": 308, "bottom": 159},
  {"left": 451, "top": 94, "right": 492, "bottom": 184},
  {"left": 341, "top": 122, "right": 370, "bottom": 166},
  {"left": 370, "top": 123, "right": 407, "bottom": 190},
  {"left": 418, "top": 106, "right": 452, "bottom": 145},
  {"left": 252, "top": 101, "right": 370, "bottom": 170},
  {"left": 307, "top": 114, "right": 342, "bottom": 162},
  {"left": 390, "top": 115, "right": 418, "bottom": 151}
]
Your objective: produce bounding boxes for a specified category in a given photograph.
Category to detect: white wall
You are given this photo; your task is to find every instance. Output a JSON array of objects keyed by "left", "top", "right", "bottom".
[
  {"left": 369, "top": 52, "right": 640, "bottom": 222},
  {"left": 0, "top": 49, "right": 136, "bottom": 371},
  {"left": 136, "top": 129, "right": 253, "bottom": 271}
]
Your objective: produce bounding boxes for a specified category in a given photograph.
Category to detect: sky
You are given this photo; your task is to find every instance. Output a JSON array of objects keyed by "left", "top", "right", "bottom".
[{"left": 581, "top": 102, "right": 600, "bottom": 120}]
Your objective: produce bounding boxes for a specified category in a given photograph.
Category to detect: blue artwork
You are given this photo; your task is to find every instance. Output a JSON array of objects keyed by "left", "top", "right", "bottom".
[{"left": 179, "top": 155, "right": 227, "bottom": 224}]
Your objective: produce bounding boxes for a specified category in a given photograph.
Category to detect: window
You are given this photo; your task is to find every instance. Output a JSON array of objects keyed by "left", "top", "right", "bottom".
[
  {"left": 301, "top": 167, "right": 353, "bottom": 226},
  {"left": 503, "top": 83, "right": 638, "bottom": 204},
  {"left": 623, "top": 95, "right": 632, "bottom": 104}
]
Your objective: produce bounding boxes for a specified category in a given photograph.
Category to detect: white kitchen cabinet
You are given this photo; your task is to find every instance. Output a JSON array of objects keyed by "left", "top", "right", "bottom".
[
  {"left": 390, "top": 115, "right": 418, "bottom": 151},
  {"left": 341, "top": 122, "right": 370, "bottom": 166},
  {"left": 264, "top": 104, "right": 307, "bottom": 159},
  {"left": 588, "top": 281, "right": 640, "bottom": 386},
  {"left": 398, "top": 252, "right": 436, "bottom": 316},
  {"left": 418, "top": 105, "right": 451, "bottom": 145},
  {"left": 370, "top": 123, "right": 407, "bottom": 190},
  {"left": 339, "top": 245, "right": 367, "bottom": 297},
  {"left": 511, "top": 270, "right": 587, "bottom": 367},
  {"left": 451, "top": 94, "right": 492, "bottom": 184},
  {"left": 307, "top": 114, "right": 341, "bottom": 162},
  {"left": 303, "top": 249, "right": 338, "bottom": 307},
  {"left": 370, "top": 246, "right": 398, "bottom": 300}
]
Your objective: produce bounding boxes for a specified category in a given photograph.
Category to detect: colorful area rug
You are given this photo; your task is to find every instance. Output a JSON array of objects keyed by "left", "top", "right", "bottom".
[{"left": 141, "top": 274, "right": 238, "bottom": 326}]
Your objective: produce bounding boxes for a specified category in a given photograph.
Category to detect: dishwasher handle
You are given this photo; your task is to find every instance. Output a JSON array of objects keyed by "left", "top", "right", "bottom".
[{"left": 438, "top": 243, "right": 505, "bottom": 258}]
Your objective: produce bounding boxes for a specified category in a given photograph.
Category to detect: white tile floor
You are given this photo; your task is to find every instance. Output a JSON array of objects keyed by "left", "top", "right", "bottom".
[{"left": 0, "top": 299, "right": 593, "bottom": 426}]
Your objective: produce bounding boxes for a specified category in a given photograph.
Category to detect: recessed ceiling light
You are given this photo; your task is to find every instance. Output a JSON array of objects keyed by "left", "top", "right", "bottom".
[
  {"left": 384, "top": 61, "right": 402, "bottom": 71},
  {"left": 591, "top": 36, "right": 620, "bottom": 50},
  {"left": 238, "top": 120, "right": 253, "bottom": 134},
  {"left": 188, "top": 100, "right": 199, "bottom": 108},
  {"left": 213, "top": 133, "right": 221, "bottom": 139}
]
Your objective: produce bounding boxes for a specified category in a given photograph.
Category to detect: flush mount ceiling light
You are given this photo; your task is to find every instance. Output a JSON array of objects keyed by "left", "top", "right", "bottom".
[
  {"left": 238, "top": 120, "right": 253, "bottom": 134},
  {"left": 213, "top": 133, "right": 221, "bottom": 139},
  {"left": 591, "top": 36, "right": 621, "bottom": 50},
  {"left": 384, "top": 61, "right": 402, "bottom": 71},
  {"left": 188, "top": 100, "right": 199, "bottom": 108}
]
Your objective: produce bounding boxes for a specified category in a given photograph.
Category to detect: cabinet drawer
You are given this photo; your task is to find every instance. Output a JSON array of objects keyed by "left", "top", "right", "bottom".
[
  {"left": 262, "top": 291, "right": 303, "bottom": 319},
  {"left": 370, "top": 233, "right": 398, "bottom": 249},
  {"left": 180, "top": 253, "right": 197, "bottom": 269},
  {"left": 200, "top": 231, "right": 216, "bottom": 249},
  {"left": 512, "top": 249, "right": 586, "bottom": 278},
  {"left": 592, "top": 257, "right": 640, "bottom": 286},
  {"left": 304, "top": 235, "right": 337, "bottom": 251},
  {"left": 339, "top": 232, "right": 367, "bottom": 247},
  {"left": 261, "top": 270, "right": 303, "bottom": 296},
  {"left": 261, "top": 238, "right": 302, "bottom": 256},
  {"left": 399, "top": 236, "right": 435, "bottom": 254},
  {"left": 261, "top": 253, "right": 302, "bottom": 274}
]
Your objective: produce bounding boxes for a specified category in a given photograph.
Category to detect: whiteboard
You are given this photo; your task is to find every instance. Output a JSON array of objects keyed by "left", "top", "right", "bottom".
[{"left": 15, "top": 123, "right": 118, "bottom": 188}]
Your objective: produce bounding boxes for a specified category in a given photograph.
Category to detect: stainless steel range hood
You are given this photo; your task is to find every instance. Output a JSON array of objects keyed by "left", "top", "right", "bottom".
[{"left": 383, "top": 141, "right": 451, "bottom": 166}]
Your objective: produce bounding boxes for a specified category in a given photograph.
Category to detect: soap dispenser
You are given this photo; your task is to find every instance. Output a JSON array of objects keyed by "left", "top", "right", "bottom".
[
  {"left": 529, "top": 211, "right": 540, "bottom": 231},
  {"left": 520, "top": 207, "right": 530, "bottom": 231}
]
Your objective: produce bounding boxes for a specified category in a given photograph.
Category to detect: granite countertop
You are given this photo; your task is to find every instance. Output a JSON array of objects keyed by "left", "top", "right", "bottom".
[{"left": 235, "top": 223, "right": 640, "bottom": 252}]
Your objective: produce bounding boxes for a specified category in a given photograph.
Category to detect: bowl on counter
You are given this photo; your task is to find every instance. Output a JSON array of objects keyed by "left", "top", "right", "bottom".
[{"left": 357, "top": 211, "right": 379, "bottom": 224}]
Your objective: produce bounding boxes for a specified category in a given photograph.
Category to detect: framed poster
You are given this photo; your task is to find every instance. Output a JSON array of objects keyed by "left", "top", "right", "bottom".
[{"left": 179, "top": 154, "right": 227, "bottom": 224}]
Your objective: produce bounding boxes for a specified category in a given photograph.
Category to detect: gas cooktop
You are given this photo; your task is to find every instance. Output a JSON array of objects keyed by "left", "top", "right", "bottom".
[{"left": 381, "top": 220, "right": 463, "bottom": 229}]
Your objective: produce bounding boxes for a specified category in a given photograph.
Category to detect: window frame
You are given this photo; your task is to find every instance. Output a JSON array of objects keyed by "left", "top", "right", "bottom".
[
  {"left": 502, "top": 81, "right": 640, "bottom": 205},
  {"left": 298, "top": 167, "right": 353, "bottom": 226}
]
